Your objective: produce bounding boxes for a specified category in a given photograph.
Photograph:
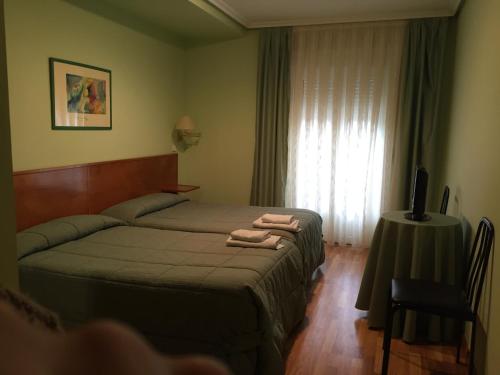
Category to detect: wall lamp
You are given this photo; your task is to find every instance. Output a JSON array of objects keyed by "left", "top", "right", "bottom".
[{"left": 173, "top": 115, "right": 201, "bottom": 151}]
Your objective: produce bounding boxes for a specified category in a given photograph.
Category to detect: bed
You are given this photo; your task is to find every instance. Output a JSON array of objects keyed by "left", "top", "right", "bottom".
[
  {"left": 17, "top": 214, "right": 307, "bottom": 375},
  {"left": 13, "top": 154, "right": 324, "bottom": 374},
  {"left": 101, "top": 193, "right": 325, "bottom": 282}
]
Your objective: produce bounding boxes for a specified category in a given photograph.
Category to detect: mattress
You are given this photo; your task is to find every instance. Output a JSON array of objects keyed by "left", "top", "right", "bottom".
[
  {"left": 102, "top": 193, "right": 325, "bottom": 281},
  {"left": 17, "top": 215, "right": 307, "bottom": 375}
]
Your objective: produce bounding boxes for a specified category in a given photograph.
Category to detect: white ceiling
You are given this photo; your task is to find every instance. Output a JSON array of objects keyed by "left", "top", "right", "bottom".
[{"left": 207, "top": 0, "right": 462, "bottom": 28}]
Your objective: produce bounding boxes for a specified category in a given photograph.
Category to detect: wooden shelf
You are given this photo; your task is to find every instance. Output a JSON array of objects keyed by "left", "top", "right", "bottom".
[{"left": 161, "top": 184, "right": 200, "bottom": 194}]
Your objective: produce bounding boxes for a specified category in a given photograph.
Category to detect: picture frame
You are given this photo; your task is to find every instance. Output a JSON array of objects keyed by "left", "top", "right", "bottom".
[{"left": 49, "top": 58, "right": 112, "bottom": 130}]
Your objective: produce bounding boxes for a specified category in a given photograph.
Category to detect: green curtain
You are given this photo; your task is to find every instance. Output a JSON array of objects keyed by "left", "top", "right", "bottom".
[
  {"left": 392, "top": 18, "right": 449, "bottom": 209},
  {"left": 250, "top": 27, "right": 291, "bottom": 207}
]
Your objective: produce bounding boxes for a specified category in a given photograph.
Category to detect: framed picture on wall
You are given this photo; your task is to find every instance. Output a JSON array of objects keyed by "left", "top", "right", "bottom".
[{"left": 49, "top": 58, "right": 112, "bottom": 130}]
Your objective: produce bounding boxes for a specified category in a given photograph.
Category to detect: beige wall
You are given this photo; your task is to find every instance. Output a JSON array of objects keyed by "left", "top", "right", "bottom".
[
  {"left": 179, "top": 31, "right": 258, "bottom": 205},
  {"left": 439, "top": 0, "right": 500, "bottom": 373},
  {"left": 4, "top": 0, "right": 184, "bottom": 171},
  {"left": 0, "top": 0, "right": 18, "bottom": 289}
]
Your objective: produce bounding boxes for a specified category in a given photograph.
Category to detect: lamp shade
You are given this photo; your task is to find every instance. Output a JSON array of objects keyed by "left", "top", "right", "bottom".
[
  {"left": 173, "top": 115, "right": 201, "bottom": 151},
  {"left": 176, "top": 115, "right": 196, "bottom": 131}
]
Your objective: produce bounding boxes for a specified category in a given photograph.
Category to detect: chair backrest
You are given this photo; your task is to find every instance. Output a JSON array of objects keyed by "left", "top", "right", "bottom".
[
  {"left": 465, "top": 217, "right": 494, "bottom": 316},
  {"left": 440, "top": 185, "right": 450, "bottom": 215}
]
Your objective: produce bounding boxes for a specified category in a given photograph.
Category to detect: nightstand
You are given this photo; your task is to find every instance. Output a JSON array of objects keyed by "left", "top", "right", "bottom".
[{"left": 161, "top": 184, "right": 200, "bottom": 194}]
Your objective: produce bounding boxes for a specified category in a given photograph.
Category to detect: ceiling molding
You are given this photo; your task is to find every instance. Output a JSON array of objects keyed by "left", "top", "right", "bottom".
[
  {"left": 206, "top": 0, "right": 462, "bottom": 29},
  {"left": 190, "top": 0, "right": 244, "bottom": 31},
  {"left": 246, "top": 9, "right": 456, "bottom": 29},
  {"left": 205, "top": 0, "right": 249, "bottom": 27}
]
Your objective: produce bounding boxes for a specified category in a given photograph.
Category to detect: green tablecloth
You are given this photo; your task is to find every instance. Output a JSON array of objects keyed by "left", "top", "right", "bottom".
[{"left": 355, "top": 211, "right": 464, "bottom": 342}]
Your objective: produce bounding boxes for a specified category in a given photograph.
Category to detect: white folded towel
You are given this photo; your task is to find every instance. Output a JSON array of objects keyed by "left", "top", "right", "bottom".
[
  {"left": 253, "top": 217, "right": 301, "bottom": 232},
  {"left": 226, "top": 235, "right": 284, "bottom": 250},
  {"left": 230, "top": 229, "right": 271, "bottom": 243},
  {"left": 261, "top": 213, "right": 295, "bottom": 224}
]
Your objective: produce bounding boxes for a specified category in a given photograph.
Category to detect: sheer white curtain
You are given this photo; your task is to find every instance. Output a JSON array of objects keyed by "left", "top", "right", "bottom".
[{"left": 286, "top": 22, "right": 406, "bottom": 247}]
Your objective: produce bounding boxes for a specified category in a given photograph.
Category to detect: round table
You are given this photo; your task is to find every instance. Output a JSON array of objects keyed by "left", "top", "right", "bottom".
[{"left": 355, "top": 210, "right": 464, "bottom": 342}]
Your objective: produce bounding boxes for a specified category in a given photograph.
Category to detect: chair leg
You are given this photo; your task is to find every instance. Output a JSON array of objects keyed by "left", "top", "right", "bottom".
[
  {"left": 469, "top": 319, "right": 477, "bottom": 375},
  {"left": 456, "top": 319, "right": 464, "bottom": 364},
  {"left": 381, "top": 293, "right": 395, "bottom": 375}
]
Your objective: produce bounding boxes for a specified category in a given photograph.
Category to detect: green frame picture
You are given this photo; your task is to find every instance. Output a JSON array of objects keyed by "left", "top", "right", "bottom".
[{"left": 49, "top": 58, "right": 112, "bottom": 130}]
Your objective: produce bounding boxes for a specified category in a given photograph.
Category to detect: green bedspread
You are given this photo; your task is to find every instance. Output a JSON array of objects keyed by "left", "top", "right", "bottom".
[
  {"left": 102, "top": 194, "right": 325, "bottom": 282},
  {"left": 18, "top": 220, "right": 306, "bottom": 375}
]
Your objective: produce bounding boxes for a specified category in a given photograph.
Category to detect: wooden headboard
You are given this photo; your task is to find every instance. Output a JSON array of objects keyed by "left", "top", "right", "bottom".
[{"left": 13, "top": 153, "right": 178, "bottom": 231}]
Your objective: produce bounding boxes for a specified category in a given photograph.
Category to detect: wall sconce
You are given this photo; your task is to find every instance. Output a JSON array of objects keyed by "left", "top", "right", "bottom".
[{"left": 173, "top": 115, "right": 201, "bottom": 151}]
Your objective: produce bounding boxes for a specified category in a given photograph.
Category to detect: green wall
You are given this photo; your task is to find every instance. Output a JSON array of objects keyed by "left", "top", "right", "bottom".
[
  {"left": 179, "top": 31, "right": 258, "bottom": 204},
  {"left": 4, "top": 0, "right": 185, "bottom": 171},
  {"left": 0, "top": 0, "right": 18, "bottom": 289},
  {"left": 438, "top": 0, "right": 500, "bottom": 373}
]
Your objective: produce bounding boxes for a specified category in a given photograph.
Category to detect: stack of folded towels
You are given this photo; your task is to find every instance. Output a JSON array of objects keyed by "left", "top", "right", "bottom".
[
  {"left": 253, "top": 213, "right": 300, "bottom": 232},
  {"left": 226, "top": 229, "right": 284, "bottom": 250}
]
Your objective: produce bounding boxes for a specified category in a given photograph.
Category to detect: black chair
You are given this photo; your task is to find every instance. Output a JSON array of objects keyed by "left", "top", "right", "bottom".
[
  {"left": 440, "top": 185, "right": 450, "bottom": 214},
  {"left": 381, "top": 217, "right": 494, "bottom": 375}
]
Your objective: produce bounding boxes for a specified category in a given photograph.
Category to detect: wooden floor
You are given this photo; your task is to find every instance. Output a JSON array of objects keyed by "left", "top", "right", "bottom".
[{"left": 285, "top": 245, "right": 467, "bottom": 375}]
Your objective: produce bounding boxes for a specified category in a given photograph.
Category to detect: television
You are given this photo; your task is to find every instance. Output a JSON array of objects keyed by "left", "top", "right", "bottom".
[{"left": 404, "top": 166, "right": 430, "bottom": 221}]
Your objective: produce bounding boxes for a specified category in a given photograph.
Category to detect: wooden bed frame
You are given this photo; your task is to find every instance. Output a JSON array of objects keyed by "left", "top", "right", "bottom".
[{"left": 13, "top": 153, "right": 178, "bottom": 231}]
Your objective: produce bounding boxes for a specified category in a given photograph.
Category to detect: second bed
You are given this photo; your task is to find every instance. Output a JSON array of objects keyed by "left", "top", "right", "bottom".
[{"left": 102, "top": 193, "right": 325, "bottom": 282}]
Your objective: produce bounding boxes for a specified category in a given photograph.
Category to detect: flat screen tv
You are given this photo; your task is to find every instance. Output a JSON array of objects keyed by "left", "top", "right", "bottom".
[{"left": 405, "top": 166, "right": 430, "bottom": 221}]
